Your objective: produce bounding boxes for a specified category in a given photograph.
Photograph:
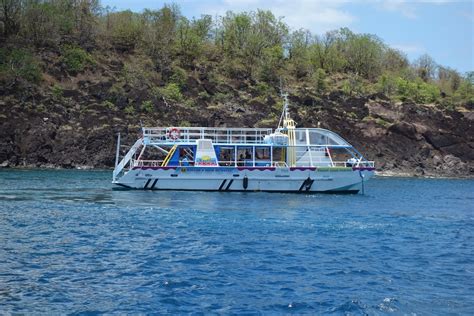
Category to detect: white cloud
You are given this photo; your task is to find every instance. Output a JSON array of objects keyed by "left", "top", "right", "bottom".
[
  {"left": 375, "top": 0, "right": 456, "bottom": 19},
  {"left": 378, "top": 0, "right": 417, "bottom": 18},
  {"left": 198, "top": 0, "right": 356, "bottom": 34},
  {"left": 391, "top": 43, "right": 424, "bottom": 53}
]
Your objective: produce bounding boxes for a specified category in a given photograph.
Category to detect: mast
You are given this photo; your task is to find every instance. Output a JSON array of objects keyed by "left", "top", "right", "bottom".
[{"left": 278, "top": 93, "right": 297, "bottom": 167}]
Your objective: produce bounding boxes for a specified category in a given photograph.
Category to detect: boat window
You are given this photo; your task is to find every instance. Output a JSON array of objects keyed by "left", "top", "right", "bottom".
[
  {"left": 218, "top": 147, "right": 235, "bottom": 166},
  {"left": 255, "top": 147, "right": 272, "bottom": 167},
  {"left": 303, "top": 128, "right": 351, "bottom": 146},
  {"left": 237, "top": 147, "right": 253, "bottom": 166}
]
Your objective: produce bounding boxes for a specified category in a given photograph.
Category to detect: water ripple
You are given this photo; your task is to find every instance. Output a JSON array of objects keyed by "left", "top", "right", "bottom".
[{"left": 0, "top": 170, "right": 473, "bottom": 314}]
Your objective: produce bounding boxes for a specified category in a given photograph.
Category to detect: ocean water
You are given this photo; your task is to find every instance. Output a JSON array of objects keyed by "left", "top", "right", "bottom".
[{"left": 0, "top": 170, "right": 473, "bottom": 315}]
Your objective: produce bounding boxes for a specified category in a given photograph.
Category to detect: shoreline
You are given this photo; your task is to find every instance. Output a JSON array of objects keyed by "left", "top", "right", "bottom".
[{"left": 1, "top": 165, "right": 472, "bottom": 180}]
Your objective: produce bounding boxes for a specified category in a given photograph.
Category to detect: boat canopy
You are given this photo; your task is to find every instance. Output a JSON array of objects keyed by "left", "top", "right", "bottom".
[{"left": 294, "top": 128, "right": 351, "bottom": 147}]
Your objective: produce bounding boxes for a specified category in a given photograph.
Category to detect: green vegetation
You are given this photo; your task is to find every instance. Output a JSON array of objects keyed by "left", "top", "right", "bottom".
[
  {"left": 124, "top": 104, "right": 135, "bottom": 115},
  {"left": 61, "top": 45, "right": 95, "bottom": 72},
  {"left": 0, "top": 0, "right": 472, "bottom": 109},
  {"left": 51, "top": 84, "right": 63, "bottom": 98},
  {"left": 140, "top": 100, "right": 154, "bottom": 113},
  {"left": 0, "top": 48, "right": 42, "bottom": 83},
  {"left": 157, "top": 83, "right": 183, "bottom": 103},
  {"left": 102, "top": 100, "right": 116, "bottom": 110}
]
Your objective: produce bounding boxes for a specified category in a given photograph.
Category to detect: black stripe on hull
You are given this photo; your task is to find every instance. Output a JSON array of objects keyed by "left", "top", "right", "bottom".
[
  {"left": 298, "top": 179, "right": 308, "bottom": 191},
  {"left": 225, "top": 179, "right": 234, "bottom": 191},
  {"left": 299, "top": 177, "right": 314, "bottom": 191},
  {"left": 150, "top": 179, "right": 158, "bottom": 190},
  {"left": 218, "top": 179, "right": 227, "bottom": 191},
  {"left": 144, "top": 179, "right": 152, "bottom": 189}
]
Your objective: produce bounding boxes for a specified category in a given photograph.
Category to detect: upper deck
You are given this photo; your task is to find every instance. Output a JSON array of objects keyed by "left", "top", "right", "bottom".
[
  {"left": 143, "top": 127, "right": 272, "bottom": 145},
  {"left": 142, "top": 126, "right": 352, "bottom": 148}
]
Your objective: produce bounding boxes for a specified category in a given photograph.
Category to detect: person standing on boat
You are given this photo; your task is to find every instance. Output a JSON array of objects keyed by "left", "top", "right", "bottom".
[{"left": 181, "top": 156, "right": 189, "bottom": 166}]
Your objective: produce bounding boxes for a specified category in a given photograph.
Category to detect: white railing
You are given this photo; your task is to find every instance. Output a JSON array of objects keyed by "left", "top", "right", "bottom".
[
  {"left": 143, "top": 127, "right": 273, "bottom": 145},
  {"left": 113, "top": 138, "right": 143, "bottom": 181},
  {"left": 130, "top": 158, "right": 374, "bottom": 169},
  {"left": 131, "top": 159, "right": 164, "bottom": 167},
  {"left": 332, "top": 161, "right": 375, "bottom": 168}
]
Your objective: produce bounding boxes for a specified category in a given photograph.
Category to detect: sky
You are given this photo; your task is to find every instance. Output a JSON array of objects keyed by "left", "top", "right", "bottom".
[{"left": 101, "top": 0, "right": 474, "bottom": 74}]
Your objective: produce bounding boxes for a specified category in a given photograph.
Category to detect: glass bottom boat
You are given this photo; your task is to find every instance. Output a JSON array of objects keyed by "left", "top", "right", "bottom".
[{"left": 112, "top": 95, "right": 375, "bottom": 193}]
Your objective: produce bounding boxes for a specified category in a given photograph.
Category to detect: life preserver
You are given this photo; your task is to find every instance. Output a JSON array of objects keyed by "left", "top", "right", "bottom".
[{"left": 167, "top": 127, "right": 180, "bottom": 140}]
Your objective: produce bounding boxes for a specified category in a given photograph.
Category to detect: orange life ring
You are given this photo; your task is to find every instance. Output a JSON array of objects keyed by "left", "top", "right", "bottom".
[{"left": 167, "top": 127, "right": 180, "bottom": 140}]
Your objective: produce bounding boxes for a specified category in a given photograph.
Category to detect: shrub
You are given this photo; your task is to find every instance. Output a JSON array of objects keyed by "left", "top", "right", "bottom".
[
  {"left": 141, "top": 100, "right": 154, "bottom": 112},
  {"left": 213, "top": 92, "right": 228, "bottom": 103},
  {"left": 124, "top": 105, "right": 135, "bottom": 114},
  {"left": 312, "top": 68, "right": 327, "bottom": 94},
  {"left": 395, "top": 77, "right": 439, "bottom": 103},
  {"left": 61, "top": 45, "right": 95, "bottom": 72},
  {"left": 0, "top": 48, "right": 42, "bottom": 83},
  {"left": 255, "top": 81, "right": 272, "bottom": 97},
  {"left": 102, "top": 100, "right": 116, "bottom": 110},
  {"left": 159, "top": 83, "right": 183, "bottom": 102},
  {"left": 198, "top": 91, "right": 210, "bottom": 99},
  {"left": 52, "top": 84, "right": 63, "bottom": 98},
  {"left": 170, "top": 66, "right": 187, "bottom": 87},
  {"left": 375, "top": 118, "right": 390, "bottom": 127},
  {"left": 107, "top": 10, "right": 143, "bottom": 51},
  {"left": 121, "top": 56, "right": 155, "bottom": 87},
  {"left": 376, "top": 72, "right": 397, "bottom": 96}
]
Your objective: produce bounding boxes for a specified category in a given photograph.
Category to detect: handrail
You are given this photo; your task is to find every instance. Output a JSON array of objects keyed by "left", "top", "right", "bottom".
[
  {"left": 113, "top": 138, "right": 143, "bottom": 182},
  {"left": 162, "top": 144, "right": 178, "bottom": 167},
  {"left": 130, "top": 159, "right": 374, "bottom": 168}
]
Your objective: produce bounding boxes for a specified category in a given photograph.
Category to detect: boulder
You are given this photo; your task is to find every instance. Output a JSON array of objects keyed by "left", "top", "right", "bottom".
[{"left": 388, "top": 122, "right": 419, "bottom": 140}]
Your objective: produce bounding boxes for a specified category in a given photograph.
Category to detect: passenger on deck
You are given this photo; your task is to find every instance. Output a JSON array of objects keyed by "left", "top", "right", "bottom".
[
  {"left": 181, "top": 157, "right": 189, "bottom": 166},
  {"left": 346, "top": 157, "right": 357, "bottom": 167}
]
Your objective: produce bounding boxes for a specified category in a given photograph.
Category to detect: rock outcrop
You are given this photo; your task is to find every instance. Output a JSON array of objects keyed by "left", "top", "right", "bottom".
[{"left": 0, "top": 58, "right": 472, "bottom": 178}]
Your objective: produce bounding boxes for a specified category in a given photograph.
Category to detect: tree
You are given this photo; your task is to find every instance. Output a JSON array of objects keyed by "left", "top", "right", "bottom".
[
  {"left": 310, "top": 31, "right": 346, "bottom": 74},
  {"left": 437, "top": 66, "right": 461, "bottom": 94},
  {"left": 382, "top": 48, "right": 408, "bottom": 72},
  {"left": 287, "top": 29, "right": 311, "bottom": 78},
  {"left": 258, "top": 44, "right": 284, "bottom": 83},
  {"left": 341, "top": 30, "right": 384, "bottom": 80},
  {"left": 72, "top": 0, "right": 101, "bottom": 47},
  {"left": 219, "top": 10, "right": 287, "bottom": 78},
  {"left": 175, "top": 15, "right": 212, "bottom": 66},
  {"left": 414, "top": 54, "right": 436, "bottom": 82},
  {"left": 141, "top": 5, "right": 180, "bottom": 73},
  {"left": 0, "top": 0, "right": 22, "bottom": 39},
  {"left": 104, "top": 10, "right": 143, "bottom": 51}
]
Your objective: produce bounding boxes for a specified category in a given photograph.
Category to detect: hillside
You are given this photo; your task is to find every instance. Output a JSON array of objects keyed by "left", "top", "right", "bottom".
[{"left": 0, "top": 2, "right": 473, "bottom": 177}]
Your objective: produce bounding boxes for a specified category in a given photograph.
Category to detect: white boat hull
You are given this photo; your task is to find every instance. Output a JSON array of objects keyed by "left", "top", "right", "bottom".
[{"left": 114, "top": 166, "right": 374, "bottom": 193}]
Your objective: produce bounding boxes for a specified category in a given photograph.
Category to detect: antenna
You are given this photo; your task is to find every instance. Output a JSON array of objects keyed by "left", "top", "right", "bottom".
[{"left": 277, "top": 77, "right": 289, "bottom": 129}]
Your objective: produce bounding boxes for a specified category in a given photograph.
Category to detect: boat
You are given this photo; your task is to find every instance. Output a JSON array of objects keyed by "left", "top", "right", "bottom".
[{"left": 112, "top": 94, "right": 375, "bottom": 193}]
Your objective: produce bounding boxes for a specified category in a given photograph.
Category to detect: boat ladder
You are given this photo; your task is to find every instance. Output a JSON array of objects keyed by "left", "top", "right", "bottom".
[{"left": 113, "top": 138, "right": 143, "bottom": 182}]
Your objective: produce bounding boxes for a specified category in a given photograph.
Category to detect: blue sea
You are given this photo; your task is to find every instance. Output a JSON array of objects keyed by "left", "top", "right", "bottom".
[{"left": 0, "top": 169, "right": 473, "bottom": 314}]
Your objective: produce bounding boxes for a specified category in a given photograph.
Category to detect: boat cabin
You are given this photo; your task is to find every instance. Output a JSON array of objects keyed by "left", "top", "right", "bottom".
[{"left": 129, "top": 126, "right": 373, "bottom": 170}]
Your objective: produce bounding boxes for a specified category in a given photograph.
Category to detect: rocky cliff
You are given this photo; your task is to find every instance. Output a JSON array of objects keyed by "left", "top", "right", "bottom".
[{"left": 0, "top": 53, "right": 473, "bottom": 178}]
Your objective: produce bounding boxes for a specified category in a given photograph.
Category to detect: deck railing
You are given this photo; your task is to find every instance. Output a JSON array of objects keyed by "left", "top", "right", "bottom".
[
  {"left": 131, "top": 159, "right": 374, "bottom": 168},
  {"left": 143, "top": 127, "right": 273, "bottom": 145}
]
